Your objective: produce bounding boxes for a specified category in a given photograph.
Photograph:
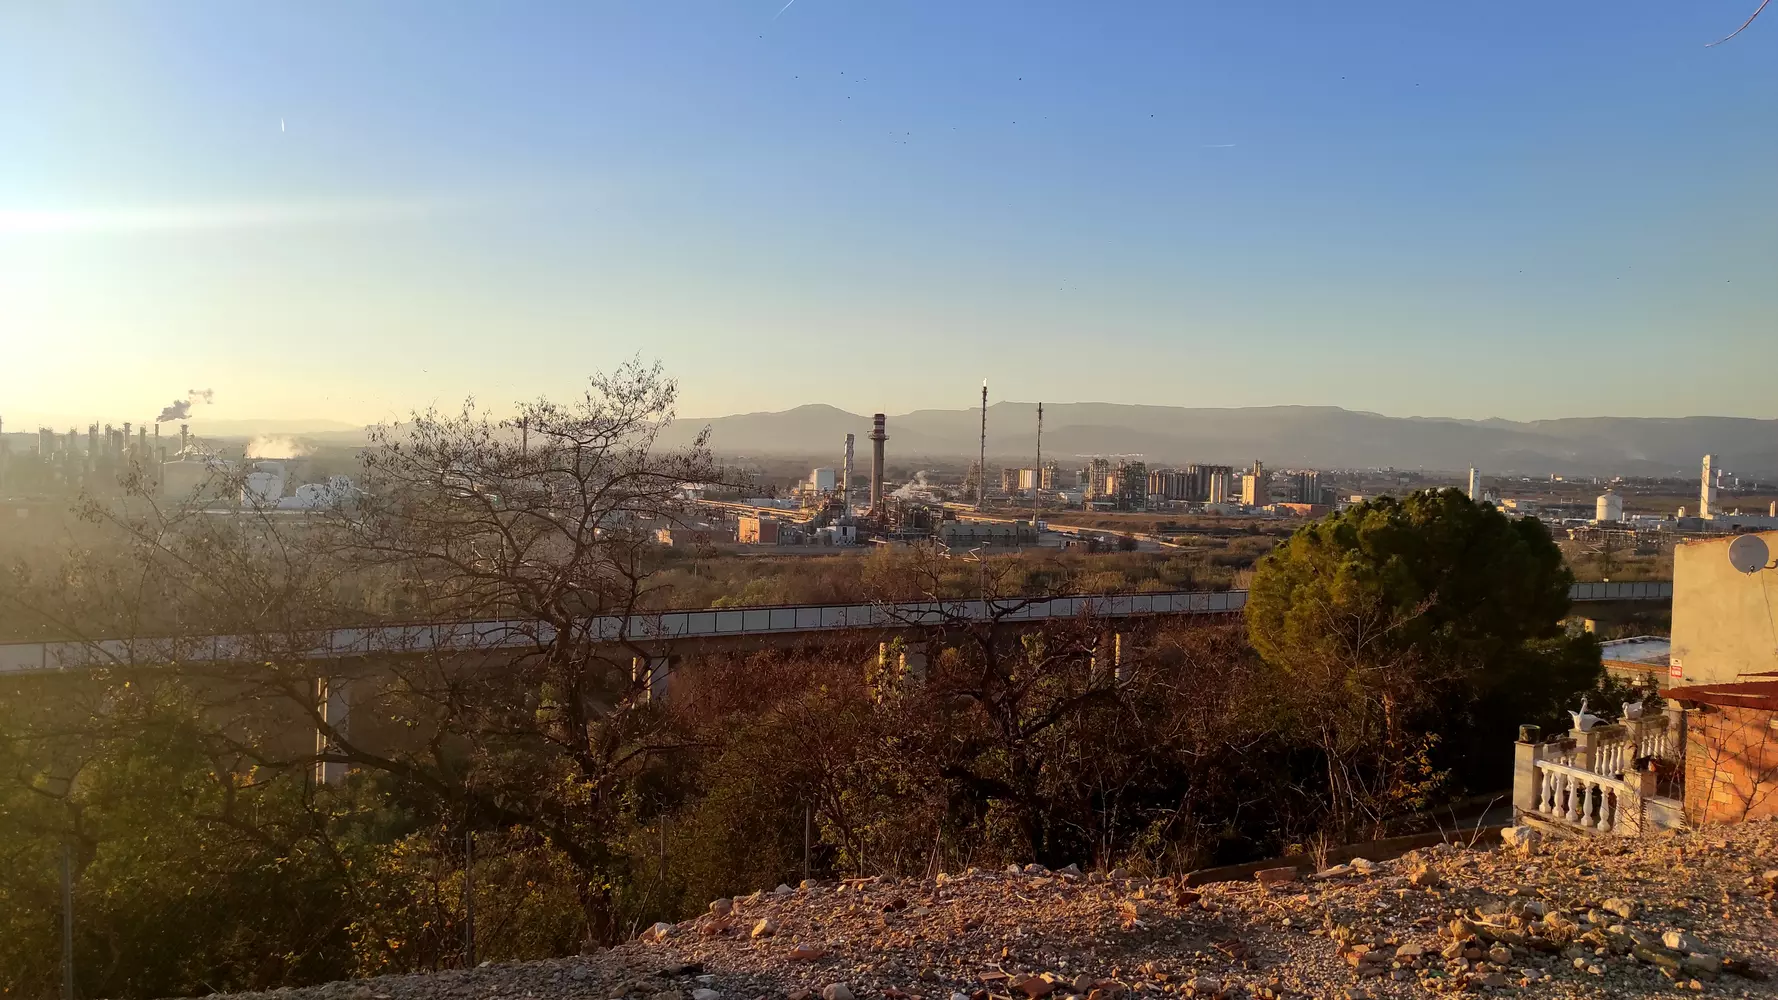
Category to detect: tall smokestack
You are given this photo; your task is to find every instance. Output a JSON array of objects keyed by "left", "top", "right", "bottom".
[
  {"left": 180, "top": 423, "right": 190, "bottom": 457},
  {"left": 1033, "top": 402, "right": 1042, "bottom": 522},
  {"left": 869, "top": 414, "right": 887, "bottom": 516},
  {"left": 977, "top": 380, "right": 988, "bottom": 510},
  {"left": 843, "top": 433, "right": 855, "bottom": 515}
]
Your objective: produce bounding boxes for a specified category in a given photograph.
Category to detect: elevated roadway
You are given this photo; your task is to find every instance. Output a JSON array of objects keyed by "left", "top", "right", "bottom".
[{"left": 0, "top": 581, "right": 1670, "bottom": 676}]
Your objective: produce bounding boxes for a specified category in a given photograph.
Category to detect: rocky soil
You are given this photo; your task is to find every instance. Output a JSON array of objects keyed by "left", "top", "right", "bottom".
[{"left": 214, "top": 823, "right": 1778, "bottom": 1000}]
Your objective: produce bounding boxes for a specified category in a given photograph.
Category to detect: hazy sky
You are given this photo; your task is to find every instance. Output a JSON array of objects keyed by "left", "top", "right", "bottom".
[{"left": 3, "top": 2, "right": 1774, "bottom": 429}]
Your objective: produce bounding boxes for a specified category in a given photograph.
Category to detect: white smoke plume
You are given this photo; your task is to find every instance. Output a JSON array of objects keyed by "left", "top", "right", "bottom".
[
  {"left": 156, "top": 388, "right": 215, "bottom": 423},
  {"left": 245, "top": 435, "right": 312, "bottom": 460}
]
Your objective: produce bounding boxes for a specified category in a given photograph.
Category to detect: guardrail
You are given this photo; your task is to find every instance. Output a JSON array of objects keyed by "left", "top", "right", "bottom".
[
  {"left": 0, "top": 580, "right": 1667, "bottom": 675},
  {"left": 1568, "top": 580, "right": 1671, "bottom": 601}
]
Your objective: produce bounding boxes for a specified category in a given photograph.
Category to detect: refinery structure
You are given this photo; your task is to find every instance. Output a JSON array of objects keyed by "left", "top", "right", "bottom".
[
  {"left": 2, "top": 390, "right": 1774, "bottom": 556},
  {"left": 0, "top": 414, "right": 353, "bottom": 513}
]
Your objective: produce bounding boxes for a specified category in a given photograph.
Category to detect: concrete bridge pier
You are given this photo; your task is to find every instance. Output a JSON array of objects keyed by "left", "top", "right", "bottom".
[
  {"left": 632, "top": 655, "right": 671, "bottom": 703},
  {"left": 314, "top": 676, "right": 351, "bottom": 786},
  {"left": 1091, "top": 633, "right": 1129, "bottom": 685},
  {"left": 873, "top": 641, "right": 928, "bottom": 694}
]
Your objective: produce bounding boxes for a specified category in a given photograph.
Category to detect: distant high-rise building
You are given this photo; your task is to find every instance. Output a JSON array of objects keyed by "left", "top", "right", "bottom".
[
  {"left": 1040, "top": 461, "right": 1059, "bottom": 491},
  {"left": 1240, "top": 474, "right": 1261, "bottom": 506},
  {"left": 1001, "top": 467, "right": 1022, "bottom": 493},
  {"left": 1467, "top": 468, "right": 1480, "bottom": 501},
  {"left": 1701, "top": 455, "right": 1718, "bottom": 519}
]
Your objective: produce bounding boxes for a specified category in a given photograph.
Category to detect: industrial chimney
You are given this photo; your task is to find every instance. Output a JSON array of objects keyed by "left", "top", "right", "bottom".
[
  {"left": 868, "top": 414, "right": 887, "bottom": 516},
  {"left": 843, "top": 433, "right": 856, "bottom": 515},
  {"left": 179, "top": 423, "right": 190, "bottom": 457}
]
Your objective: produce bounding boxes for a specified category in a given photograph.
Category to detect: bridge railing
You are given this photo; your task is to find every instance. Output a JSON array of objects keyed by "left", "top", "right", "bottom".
[{"left": 0, "top": 580, "right": 1659, "bottom": 675}]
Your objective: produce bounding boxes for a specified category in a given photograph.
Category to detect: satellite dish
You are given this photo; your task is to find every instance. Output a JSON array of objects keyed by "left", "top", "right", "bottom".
[{"left": 1728, "top": 534, "right": 1770, "bottom": 574}]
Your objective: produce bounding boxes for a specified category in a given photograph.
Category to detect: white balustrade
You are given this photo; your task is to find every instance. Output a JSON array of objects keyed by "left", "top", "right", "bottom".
[
  {"left": 1634, "top": 723, "right": 1671, "bottom": 762},
  {"left": 1595, "top": 740, "right": 1626, "bottom": 777},
  {"left": 1584, "top": 716, "right": 1673, "bottom": 778},
  {"left": 1535, "top": 760, "right": 1634, "bottom": 834}
]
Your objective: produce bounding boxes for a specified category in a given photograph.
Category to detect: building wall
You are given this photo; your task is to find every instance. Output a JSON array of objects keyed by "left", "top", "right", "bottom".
[
  {"left": 737, "top": 516, "right": 780, "bottom": 544},
  {"left": 1670, "top": 529, "right": 1778, "bottom": 685},
  {"left": 1683, "top": 703, "right": 1778, "bottom": 825},
  {"left": 655, "top": 525, "right": 735, "bottom": 547},
  {"left": 937, "top": 521, "right": 1036, "bottom": 547}
]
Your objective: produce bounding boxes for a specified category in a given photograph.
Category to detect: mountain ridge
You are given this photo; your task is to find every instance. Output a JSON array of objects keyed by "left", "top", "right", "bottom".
[{"left": 655, "top": 403, "right": 1778, "bottom": 477}]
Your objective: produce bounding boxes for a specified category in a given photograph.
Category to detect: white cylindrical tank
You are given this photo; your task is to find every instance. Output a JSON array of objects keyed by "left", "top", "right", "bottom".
[
  {"left": 242, "top": 463, "right": 286, "bottom": 507},
  {"left": 1595, "top": 492, "right": 1623, "bottom": 523}
]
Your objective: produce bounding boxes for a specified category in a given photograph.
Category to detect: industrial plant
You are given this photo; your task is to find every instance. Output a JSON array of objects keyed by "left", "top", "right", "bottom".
[
  {"left": 0, "top": 415, "right": 353, "bottom": 513},
  {"left": 3, "top": 392, "right": 1773, "bottom": 559}
]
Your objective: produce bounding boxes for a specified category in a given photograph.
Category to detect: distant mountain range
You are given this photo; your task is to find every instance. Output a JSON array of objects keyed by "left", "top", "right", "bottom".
[
  {"left": 23, "top": 405, "right": 1764, "bottom": 478},
  {"left": 655, "top": 403, "right": 1778, "bottom": 478}
]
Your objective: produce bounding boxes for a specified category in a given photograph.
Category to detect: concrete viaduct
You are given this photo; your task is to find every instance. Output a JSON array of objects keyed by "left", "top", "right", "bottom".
[
  {"left": 0, "top": 580, "right": 1671, "bottom": 677},
  {"left": 0, "top": 580, "right": 1671, "bottom": 784}
]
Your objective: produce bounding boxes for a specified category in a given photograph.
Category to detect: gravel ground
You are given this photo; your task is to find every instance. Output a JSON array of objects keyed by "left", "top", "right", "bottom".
[{"left": 213, "top": 823, "right": 1778, "bottom": 1000}]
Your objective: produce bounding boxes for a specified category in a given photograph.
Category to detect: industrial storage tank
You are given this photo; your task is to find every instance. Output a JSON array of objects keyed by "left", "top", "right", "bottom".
[
  {"left": 1595, "top": 492, "right": 1624, "bottom": 523},
  {"left": 241, "top": 462, "right": 287, "bottom": 507}
]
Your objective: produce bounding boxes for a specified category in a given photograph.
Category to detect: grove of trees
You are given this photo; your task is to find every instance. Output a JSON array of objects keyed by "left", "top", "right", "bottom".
[{"left": 0, "top": 364, "right": 1611, "bottom": 998}]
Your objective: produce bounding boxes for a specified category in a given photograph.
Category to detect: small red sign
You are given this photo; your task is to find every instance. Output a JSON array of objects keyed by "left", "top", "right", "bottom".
[{"left": 1669, "top": 662, "right": 1683, "bottom": 680}]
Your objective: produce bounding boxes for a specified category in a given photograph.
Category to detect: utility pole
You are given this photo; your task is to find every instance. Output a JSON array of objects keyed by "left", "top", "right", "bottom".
[
  {"left": 803, "top": 804, "right": 812, "bottom": 882},
  {"left": 977, "top": 380, "right": 988, "bottom": 511},
  {"left": 462, "top": 829, "right": 476, "bottom": 968},
  {"left": 1033, "top": 402, "right": 1043, "bottom": 526},
  {"left": 61, "top": 843, "right": 74, "bottom": 1000}
]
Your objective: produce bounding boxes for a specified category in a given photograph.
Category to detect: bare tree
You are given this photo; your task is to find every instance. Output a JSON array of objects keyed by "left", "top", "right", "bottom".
[{"left": 3, "top": 360, "right": 721, "bottom": 946}]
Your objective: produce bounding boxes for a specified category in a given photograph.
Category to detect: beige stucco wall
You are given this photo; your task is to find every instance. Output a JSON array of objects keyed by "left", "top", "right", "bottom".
[{"left": 1670, "top": 529, "right": 1778, "bottom": 685}]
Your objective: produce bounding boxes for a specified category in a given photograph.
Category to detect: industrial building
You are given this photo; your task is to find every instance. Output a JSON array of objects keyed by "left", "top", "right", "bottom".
[
  {"left": 1197, "top": 465, "right": 1234, "bottom": 504},
  {"left": 1292, "top": 470, "right": 1324, "bottom": 505},
  {"left": 1240, "top": 474, "right": 1261, "bottom": 506},
  {"left": 1146, "top": 468, "right": 1193, "bottom": 501},
  {"left": 1081, "top": 457, "right": 1112, "bottom": 500},
  {"left": 653, "top": 523, "right": 735, "bottom": 548},
  {"left": 936, "top": 519, "right": 1038, "bottom": 549},
  {"left": 736, "top": 515, "right": 782, "bottom": 545},
  {"left": 3, "top": 417, "right": 196, "bottom": 497}
]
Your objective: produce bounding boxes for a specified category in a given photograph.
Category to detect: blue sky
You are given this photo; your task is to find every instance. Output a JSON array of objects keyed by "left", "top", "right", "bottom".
[{"left": 2, "top": 2, "right": 1774, "bottom": 428}]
